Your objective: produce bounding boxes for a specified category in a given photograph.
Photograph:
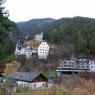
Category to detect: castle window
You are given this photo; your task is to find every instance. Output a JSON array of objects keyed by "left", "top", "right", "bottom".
[{"left": 91, "top": 66, "right": 93, "bottom": 68}]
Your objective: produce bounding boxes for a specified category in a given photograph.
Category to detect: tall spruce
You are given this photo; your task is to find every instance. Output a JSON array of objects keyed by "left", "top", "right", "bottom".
[{"left": 0, "top": 0, "right": 14, "bottom": 59}]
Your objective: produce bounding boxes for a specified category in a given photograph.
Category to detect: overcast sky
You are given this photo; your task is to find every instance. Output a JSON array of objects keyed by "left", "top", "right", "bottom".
[{"left": 5, "top": 0, "right": 95, "bottom": 22}]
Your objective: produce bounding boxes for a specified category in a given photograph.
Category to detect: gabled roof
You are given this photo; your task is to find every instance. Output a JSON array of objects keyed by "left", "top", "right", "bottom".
[
  {"left": 7, "top": 72, "right": 45, "bottom": 82},
  {"left": 24, "top": 39, "right": 41, "bottom": 48}
]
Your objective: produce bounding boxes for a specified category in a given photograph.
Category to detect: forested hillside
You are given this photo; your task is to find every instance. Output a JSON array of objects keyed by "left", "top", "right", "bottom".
[
  {"left": 43, "top": 17, "right": 95, "bottom": 56},
  {"left": 17, "top": 16, "right": 95, "bottom": 57},
  {"left": 17, "top": 18, "right": 55, "bottom": 39}
]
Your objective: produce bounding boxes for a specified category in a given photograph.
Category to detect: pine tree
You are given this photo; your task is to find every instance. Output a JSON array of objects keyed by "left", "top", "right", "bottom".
[
  {"left": 0, "top": 0, "right": 15, "bottom": 59},
  {"left": 90, "top": 33, "right": 95, "bottom": 55},
  {"left": 74, "top": 31, "right": 86, "bottom": 54}
]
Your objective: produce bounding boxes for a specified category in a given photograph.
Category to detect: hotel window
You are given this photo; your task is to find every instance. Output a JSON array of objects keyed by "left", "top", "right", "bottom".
[
  {"left": 87, "top": 66, "right": 89, "bottom": 68},
  {"left": 91, "top": 66, "right": 93, "bottom": 68}
]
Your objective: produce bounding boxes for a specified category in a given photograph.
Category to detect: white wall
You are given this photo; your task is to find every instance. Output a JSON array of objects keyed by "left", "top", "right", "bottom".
[
  {"left": 32, "top": 49, "right": 38, "bottom": 53},
  {"left": 15, "top": 45, "right": 32, "bottom": 58},
  {"left": 35, "top": 32, "right": 43, "bottom": 42},
  {"left": 16, "top": 81, "right": 46, "bottom": 89},
  {"left": 90, "top": 61, "right": 95, "bottom": 72},
  {"left": 38, "top": 42, "right": 49, "bottom": 59}
]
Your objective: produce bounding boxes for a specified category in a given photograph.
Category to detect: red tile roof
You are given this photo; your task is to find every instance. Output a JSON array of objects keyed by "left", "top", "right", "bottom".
[{"left": 24, "top": 39, "right": 41, "bottom": 48}]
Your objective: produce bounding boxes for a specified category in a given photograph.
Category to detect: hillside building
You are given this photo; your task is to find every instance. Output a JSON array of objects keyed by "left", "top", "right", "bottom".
[
  {"left": 56, "top": 58, "right": 95, "bottom": 76},
  {"left": 38, "top": 42, "right": 49, "bottom": 59},
  {"left": 15, "top": 44, "right": 32, "bottom": 58},
  {"left": 6, "top": 72, "right": 49, "bottom": 89},
  {"left": 35, "top": 32, "right": 43, "bottom": 42},
  {"left": 24, "top": 40, "right": 49, "bottom": 59}
]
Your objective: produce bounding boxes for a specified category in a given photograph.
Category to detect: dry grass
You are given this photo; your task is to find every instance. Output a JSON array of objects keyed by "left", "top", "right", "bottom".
[
  {"left": 1, "top": 79, "right": 95, "bottom": 95},
  {"left": 3, "top": 60, "right": 21, "bottom": 75},
  {"left": 66, "top": 79, "right": 95, "bottom": 95},
  {"left": 12, "top": 86, "right": 69, "bottom": 95}
]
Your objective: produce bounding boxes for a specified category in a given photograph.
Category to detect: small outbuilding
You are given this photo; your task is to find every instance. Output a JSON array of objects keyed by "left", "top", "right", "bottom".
[{"left": 6, "top": 72, "right": 48, "bottom": 89}]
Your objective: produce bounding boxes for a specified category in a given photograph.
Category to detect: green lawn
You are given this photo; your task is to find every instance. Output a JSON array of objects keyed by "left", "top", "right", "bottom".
[{"left": 44, "top": 71, "right": 56, "bottom": 77}]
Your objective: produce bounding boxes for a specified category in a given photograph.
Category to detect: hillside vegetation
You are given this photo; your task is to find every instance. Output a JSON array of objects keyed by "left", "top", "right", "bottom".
[
  {"left": 43, "top": 17, "right": 95, "bottom": 57},
  {"left": 17, "top": 17, "right": 95, "bottom": 57},
  {"left": 0, "top": 0, "right": 17, "bottom": 60}
]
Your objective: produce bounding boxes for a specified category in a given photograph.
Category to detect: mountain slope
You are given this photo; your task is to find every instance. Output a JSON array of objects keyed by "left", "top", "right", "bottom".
[
  {"left": 17, "top": 18, "right": 55, "bottom": 39},
  {"left": 43, "top": 16, "right": 95, "bottom": 56},
  {"left": 15, "top": 16, "right": 95, "bottom": 56}
]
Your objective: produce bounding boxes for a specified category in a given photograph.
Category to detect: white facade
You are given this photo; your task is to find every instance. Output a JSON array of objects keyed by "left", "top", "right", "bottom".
[
  {"left": 16, "top": 80, "right": 53, "bottom": 89},
  {"left": 35, "top": 32, "right": 43, "bottom": 42},
  {"left": 38, "top": 42, "right": 49, "bottom": 59},
  {"left": 15, "top": 40, "right": 49, "bottom": 59},
  {"left": 89, "top": 61, "right": 95, "bottom": 72},
  {"left": 16, "top": 81, "right": 46, "bottom": 89},
  {"left": 32, "top": 48, "right": 38, "bottom": 53},
  {"left": 15, "top": 44, "right": 32, "bottom": 58}
]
